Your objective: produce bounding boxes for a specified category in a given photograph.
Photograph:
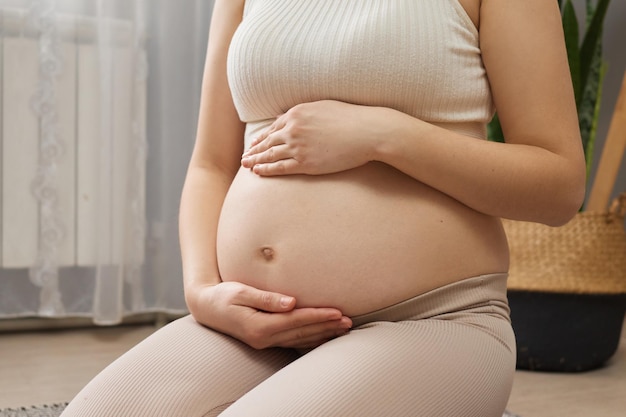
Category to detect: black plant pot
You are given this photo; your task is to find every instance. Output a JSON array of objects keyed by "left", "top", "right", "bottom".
[{"left": 508, "top": 290, "right": 626, "bottom": 372}]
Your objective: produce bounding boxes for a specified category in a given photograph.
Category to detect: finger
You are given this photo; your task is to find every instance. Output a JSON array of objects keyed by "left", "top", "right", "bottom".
[
  {"left": 244, "top": 127, "right": 276, "bottom": 156},
  {"left": 259, "top": 308, "right": 349, "bottom": 336},
  {"left": 234, "top": 286, "right": 297, "bottom": 313},
  {"left": 269, "top": 318, "right": 352, "bottom": 348},
  {"left": 248, "top": 131, "right": 270, "bottom": 150},
  {"left": 240, "top": 310, "right": 348, "bottom": 350},
  {"left": 248, "top": 117, "right": 286, "bottom": 148},
  {"left": 242, "top": 143, "right": 292, "bottom": 168},
  {"left": 251, "top": 158, "right": 303, "bottom": 176},
  {"left": 249, "top": 130, "right": 271, "bottom": 148},
  {"left": 243, "top": 130, "right": 285, "bottom": 160},
  {"left": 243, "top": 309, "right": 350, "bottom": 349},
  {"left": 243, "top": 136, "right": 270, "bottom": 158}
]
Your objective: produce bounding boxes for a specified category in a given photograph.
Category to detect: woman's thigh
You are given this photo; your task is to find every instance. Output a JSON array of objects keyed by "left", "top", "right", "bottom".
[
  {"left": 220, "top": 315, "right": 516, "bottom": 417},
  {"left": 60, "top": 315, "right": 299, "bottom": 417}
]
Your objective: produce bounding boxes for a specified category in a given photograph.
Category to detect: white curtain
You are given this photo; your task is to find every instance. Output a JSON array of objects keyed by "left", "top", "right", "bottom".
[{"left": 0, "top": 0, "right": 213, "bottom": 324}]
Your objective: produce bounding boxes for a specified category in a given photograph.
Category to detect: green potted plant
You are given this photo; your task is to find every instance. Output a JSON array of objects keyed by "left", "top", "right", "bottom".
[{"left": 490, "top": 0, "right": 626, "bottom": 372}]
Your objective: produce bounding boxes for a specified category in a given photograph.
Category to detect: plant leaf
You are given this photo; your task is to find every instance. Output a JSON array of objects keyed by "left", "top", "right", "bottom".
[
  {"left": 586, "top": 0, "right": 594, "bottom": 27},
  {"left": 487, "top": 113, "right": 505, "bottom": 143},
  {"left": 585, "top": 61, "right": 607, "bottom": 180},
  {"left": 562, "top": 0, "right": 581, "bottom": 104},
  {"left": 579, "top": 41, "right": 605, "bottom": 169},
  {"left": 579, "top": 0, "right": 611, "bottom": 105}
]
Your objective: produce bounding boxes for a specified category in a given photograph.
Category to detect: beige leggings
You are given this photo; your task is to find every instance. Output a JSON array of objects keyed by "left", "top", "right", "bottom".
[{"left": 60, "top": 274, "right": 515, "bottom": 417}]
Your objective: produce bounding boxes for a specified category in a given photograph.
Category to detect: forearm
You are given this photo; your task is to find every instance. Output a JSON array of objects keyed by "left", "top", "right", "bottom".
[
  {"left": 371, "top": 107, "right": 586, "bottom": 226},
  {"left": 179, "top": 166, "right": 233, "bottom": 308}
]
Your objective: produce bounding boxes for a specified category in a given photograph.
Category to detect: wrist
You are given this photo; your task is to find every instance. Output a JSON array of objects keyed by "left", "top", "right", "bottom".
[
  {"left": 368, "top": 107, "right": 416, "bottom": 165},
  {"left": 184, "top": 279, "right": 219, "bottom": 316},
  {"left": 357, "top": 106, "right": 390, "bottom": 163}
]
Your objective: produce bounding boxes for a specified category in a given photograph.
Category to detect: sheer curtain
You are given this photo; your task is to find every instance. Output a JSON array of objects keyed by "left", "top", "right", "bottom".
[{"left": 0, "top": 0, "right": 213, "bottom": 324}]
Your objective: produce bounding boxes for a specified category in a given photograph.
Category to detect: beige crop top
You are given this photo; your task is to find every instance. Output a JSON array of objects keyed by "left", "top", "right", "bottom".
[{"left": 227, "top": 0, "right": 494, "bottom": 148}]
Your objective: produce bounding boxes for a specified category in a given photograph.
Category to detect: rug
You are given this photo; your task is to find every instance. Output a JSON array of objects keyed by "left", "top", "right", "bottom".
[
  {"left": 0, "top": 404, "right": 66, "bottom": 417},
  {"left": 0, "top": 404, "right": 521, "bottom": 416}
]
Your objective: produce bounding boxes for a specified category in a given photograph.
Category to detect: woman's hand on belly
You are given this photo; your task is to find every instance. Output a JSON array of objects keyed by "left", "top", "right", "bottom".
[
  {"left": 241, "top": 100, "right": 378, "bottom": 176},
  {"left": 187, "top": 281, "right": 352, "bottom": 350}
]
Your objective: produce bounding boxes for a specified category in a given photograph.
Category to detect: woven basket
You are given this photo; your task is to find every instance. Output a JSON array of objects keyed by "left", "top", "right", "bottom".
[{"left": 504, "top": 192, "right": 626, "bottom": 294}]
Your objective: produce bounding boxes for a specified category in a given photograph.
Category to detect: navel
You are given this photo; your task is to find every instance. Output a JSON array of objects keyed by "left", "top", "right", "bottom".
[{"left": 260, "top": 246, "right": 275, "bottom": 262}]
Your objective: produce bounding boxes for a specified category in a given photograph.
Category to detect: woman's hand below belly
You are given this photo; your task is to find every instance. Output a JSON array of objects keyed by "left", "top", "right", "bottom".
[{"left": 216, "top": 163, "right": 509, "bottom": 316}]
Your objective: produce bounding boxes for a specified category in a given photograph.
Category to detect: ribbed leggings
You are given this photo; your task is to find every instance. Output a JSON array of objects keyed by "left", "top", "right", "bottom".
[{"left": 60, "top": 274, "right": 516, "bottom": 417}]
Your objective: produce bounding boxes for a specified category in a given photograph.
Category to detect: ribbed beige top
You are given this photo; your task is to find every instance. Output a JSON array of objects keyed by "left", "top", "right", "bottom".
[{"left": 227, "top": 0, "right": 494, "bottom": 148}]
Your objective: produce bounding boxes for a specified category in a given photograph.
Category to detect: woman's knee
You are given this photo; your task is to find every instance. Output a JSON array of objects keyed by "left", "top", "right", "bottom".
[{"left": 61, "top": 316, "right": 298, "bottom": 417}]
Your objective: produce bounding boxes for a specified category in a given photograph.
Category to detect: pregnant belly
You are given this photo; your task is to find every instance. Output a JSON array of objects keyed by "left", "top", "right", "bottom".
[{"left": 216, "top": 162, "right": 509, "bottom": 316}]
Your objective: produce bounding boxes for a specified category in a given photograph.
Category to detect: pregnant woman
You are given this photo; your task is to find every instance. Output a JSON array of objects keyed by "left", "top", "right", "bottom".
[{"left": 61, "top": 0, "right": 585, "bottom": 416}]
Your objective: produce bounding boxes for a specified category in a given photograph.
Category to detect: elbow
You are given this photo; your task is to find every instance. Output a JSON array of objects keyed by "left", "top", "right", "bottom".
[
  {"left": 541, "top": 146, "right": 587, "bottom": 227},
  {"left": 542, "top": 167, "right": 586, "bottom": 227},
  {"left": 544, "top": 188, "right": 584, "bottom": 227}
]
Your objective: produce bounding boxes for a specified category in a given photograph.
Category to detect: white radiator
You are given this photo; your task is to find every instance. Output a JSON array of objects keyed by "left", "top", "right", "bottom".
[{"left": 0, "top": 7, "right": 146, "bottom": 268}]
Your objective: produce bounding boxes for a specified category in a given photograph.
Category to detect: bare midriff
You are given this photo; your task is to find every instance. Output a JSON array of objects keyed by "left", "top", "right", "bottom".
[{"left": 216, "top": 161, "right": 509, "bottom": 317}]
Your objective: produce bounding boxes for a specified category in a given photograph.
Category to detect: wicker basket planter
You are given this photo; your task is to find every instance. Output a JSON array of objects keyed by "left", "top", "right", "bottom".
[
  {"left": 508, "top": 290, "right": 625, "bottom": 372},
  {"left": 504, "top": 197, "right": 626, "bottom": 372}
]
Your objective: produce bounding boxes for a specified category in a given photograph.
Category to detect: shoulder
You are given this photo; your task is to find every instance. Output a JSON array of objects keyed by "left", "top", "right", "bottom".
[
  {"left": 209, "top": 0, "right": 245, "bottom": 41},
  {"left": 215, "top": 0, "right": 244, "bottom": 9},
  {"left": 212, "top": 0, "right": 245, "bottom": 20}
]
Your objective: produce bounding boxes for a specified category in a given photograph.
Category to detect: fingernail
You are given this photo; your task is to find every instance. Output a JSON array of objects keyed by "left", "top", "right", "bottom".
[{"left": 280, "top": 296, "right": 293, "bottom": 308}]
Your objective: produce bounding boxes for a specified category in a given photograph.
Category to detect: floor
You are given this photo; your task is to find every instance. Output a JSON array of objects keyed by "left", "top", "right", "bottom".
[{"left": 0, "top": 320, "right": 625, "bottom": 416}]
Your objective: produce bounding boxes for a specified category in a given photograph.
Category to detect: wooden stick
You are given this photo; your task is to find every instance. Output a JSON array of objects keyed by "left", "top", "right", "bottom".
[{"left": 586, "top": 70, "right": 626, "bottom": 211}]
